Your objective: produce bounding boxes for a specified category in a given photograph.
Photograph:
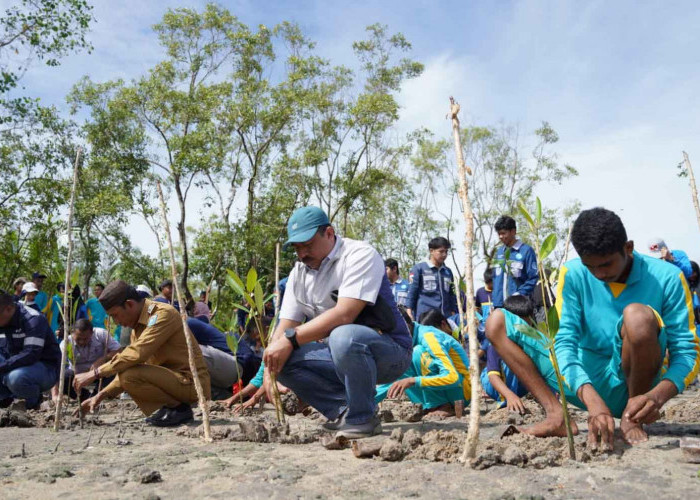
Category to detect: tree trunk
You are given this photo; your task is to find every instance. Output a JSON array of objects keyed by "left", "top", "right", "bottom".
[
  {"left": 156, "top": 181, "right": 212, "bottom": 442},
  {"left": 54, "top": 147, "right": 82, "bottom": 432},
  {"left": 682, "top": 152, "right": 700, "bottom": 233},
  {"left": 449, "top": 97, "right": 481, "bottom": 463}
]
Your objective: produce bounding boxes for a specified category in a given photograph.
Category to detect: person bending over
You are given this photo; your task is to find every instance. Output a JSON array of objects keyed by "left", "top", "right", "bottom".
[
  {"left": 52, "top": 319, "right": 120, "bottom": 402},
  {"left": 486, "top": 208, "right": 699, "bottom": 449},
  {"left": 480, "top": 295, "right": 530, "bottom": 413},
  {"left": 73, "top": 281, "right": 210, "bottom": 427},
  {"left": 376, "top": 307, "right": 470, "bottom": 417}
]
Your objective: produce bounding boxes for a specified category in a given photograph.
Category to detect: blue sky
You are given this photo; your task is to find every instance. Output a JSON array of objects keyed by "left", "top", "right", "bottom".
[{"left": 13, "top": 0, "right": 700, "bottom": 266}]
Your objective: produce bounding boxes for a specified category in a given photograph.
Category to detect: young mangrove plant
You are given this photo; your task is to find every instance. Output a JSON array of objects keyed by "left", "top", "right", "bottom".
[
  {"left": 225, "top": 268, "right": 285, "bottom": 423},
  {"left": 514, "top": 197, "right": 576, "bottom": 460}
]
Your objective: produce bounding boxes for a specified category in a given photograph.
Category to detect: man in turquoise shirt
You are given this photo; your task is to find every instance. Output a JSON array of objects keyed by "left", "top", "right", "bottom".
[
  {"left": 85, "top": 283, "right": 107, "bottom": 329},
  {"left": 486, "top": 208, "right": 700, "bottom": 450}
]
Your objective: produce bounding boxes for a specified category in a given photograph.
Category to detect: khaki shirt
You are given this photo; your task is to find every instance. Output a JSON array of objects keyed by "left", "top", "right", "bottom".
[{"left": 100, "top": 299, "right": 210, "bottom": 398}]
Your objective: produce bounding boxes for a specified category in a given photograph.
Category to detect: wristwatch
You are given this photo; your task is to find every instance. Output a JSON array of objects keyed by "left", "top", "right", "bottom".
[{"left": 284, "top": 328, "right": 300, "bottom": 350}]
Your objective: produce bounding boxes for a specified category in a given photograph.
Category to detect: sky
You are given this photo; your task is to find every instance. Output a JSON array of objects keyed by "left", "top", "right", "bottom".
[{"left": 10, "top": 0, "right": 700, "bottom": 269}]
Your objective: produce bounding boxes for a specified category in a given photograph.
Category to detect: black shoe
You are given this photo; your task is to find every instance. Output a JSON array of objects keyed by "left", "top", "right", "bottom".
[
  {"left": 0, "top": 397, "right": 13, "bottom": 409},
  {"left": 149, "top": 404, "right": 193, "bottom": 427},
  {"left": 145, "top": 405, "right": 170, "bottom": 424}
]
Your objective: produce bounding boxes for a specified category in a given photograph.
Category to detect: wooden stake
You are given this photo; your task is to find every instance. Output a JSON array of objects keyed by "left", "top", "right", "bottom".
[
  {"left": 155, "top": 181, "right": 212, "bottom": 442},
  {"left": 682, "top": 152, "right": 700, "bottom": 233},
  {"left": 53, "top": 147, "right": 82, "bottom": 432},
  {"left": 448, "top": 97, "right": 481, "bottom": 462},
  {"left": 268, "top": 242, "right": 285, "bottom": 423}
]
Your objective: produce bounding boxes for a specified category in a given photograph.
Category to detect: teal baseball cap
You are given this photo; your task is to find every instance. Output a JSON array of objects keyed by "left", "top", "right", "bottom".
[{"left": 284, "top": 206, "right": 330, "bottom": 250}]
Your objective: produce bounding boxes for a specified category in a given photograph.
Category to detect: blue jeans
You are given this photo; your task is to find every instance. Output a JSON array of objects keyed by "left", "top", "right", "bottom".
[
  {"left": 278, "top": 324, "right": 412, "bottom": 424},
  {"left": 0, "top": 359, "right": 59, "bottom": 408}
]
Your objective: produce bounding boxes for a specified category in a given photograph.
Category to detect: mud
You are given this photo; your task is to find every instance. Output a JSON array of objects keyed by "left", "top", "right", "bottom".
[{"left": 0, "top": 389, "right": 699, "bottom": 499}]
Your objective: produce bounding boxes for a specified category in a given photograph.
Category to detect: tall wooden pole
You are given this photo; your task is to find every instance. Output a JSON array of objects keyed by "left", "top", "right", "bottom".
[
  {"left": 54, "top": 147, "right": 82, "bottom": 432},
  {"left": 156, "top": 181, "right": 212, "bottom": 442},
  {"left": 449, "top": 97, "right": 481, "bottom": 462},
  {"left": 682, "top": 152, "right": 700, "bottom": 233}
]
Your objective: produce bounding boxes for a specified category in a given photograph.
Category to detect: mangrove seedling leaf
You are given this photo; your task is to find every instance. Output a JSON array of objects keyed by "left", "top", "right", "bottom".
[
  {"left": 254, "top": 282, "right": 264, "bottom": 313},
  {"left": 547, "top": 305, "right": 560, "bottom": 338},
  {"left": 246, "top": 268, "right": 258, "bottom": 293},
  {"left": 539, "top": 233, "right": 558, "bottom": 261},
  {"left": 518, "top": 200, "right": 536, "bottom": 230},
  {"left": 514, "top": 323, "right": 545, "bottom": 344},
  {"left": 225, "top": 332, "right": 240, "bottom": 355},
  {"left": 225, "top": 270, "right": 246, "bottom": 297},
  {"left": 536, "top": 197, "right": 542, "bottom": 225}
]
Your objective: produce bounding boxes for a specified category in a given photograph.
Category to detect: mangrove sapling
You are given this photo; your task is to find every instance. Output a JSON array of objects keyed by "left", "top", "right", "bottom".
[
  {"left": 514, "top": 197, "right": 576, "bottom": 460},
  {"left": 54, "top": 147, "right": 82, "bottom": 433},
  {"left": 225, "top": 268, "right": 285, "bottom": 423},
  {"left": 156, "top": 181, "right": 213, "bottom": 442},
  {"left": 449, "top": 97, "right": 482, "bottom": 462}
]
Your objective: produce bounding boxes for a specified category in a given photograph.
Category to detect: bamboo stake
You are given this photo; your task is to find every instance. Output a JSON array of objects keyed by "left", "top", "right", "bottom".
[
  {"left": 155, "top": 181, "right": 212, "bottom": 442},
  {"left": 448, "top": 97, "right": 481, "bottom": 462},
  {"left": 682, "top": 152, "right": 700, "bottom": 233},
  {"left": 53, "top": 147, "right": 82, "bottom": 432},
  {"left": 271, "top": 242, "right": 285, "bottom": 423}
]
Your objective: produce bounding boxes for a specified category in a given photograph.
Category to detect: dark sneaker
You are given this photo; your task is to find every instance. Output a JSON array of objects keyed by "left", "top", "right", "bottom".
[
  {"left": 149, "top": 404, "right": 194, "bottom": 427},
  {"left": 1, "top": 397, "right": 15, "bottom": 409},
  {"left": 145, "top": 405, "right": 170, "bottom": 424},
  {"left": 334, "top": 415, "right": 382, "bottom": 439},
  {"left": 322, "top": 408, "right": 348, "bottom": 431}
]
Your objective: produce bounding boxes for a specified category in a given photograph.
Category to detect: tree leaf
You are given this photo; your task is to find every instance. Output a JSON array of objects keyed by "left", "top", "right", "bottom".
[
  {"left": 246, "top": 268, "right": 257, "bottom": 293},
  {"left": 518, "top": 200, "right": 535, "bottom": 230},
  {"left": 547, "top": 306, "right": 559, "bottom": 338},
  {"left": 539, "top": 233, "right": 557, "bottom": 261}
]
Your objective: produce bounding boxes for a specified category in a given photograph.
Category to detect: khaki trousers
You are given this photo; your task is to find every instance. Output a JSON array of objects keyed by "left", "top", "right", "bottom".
[{"left": 118, "top": 364, "right": 201, "bottom": 416}]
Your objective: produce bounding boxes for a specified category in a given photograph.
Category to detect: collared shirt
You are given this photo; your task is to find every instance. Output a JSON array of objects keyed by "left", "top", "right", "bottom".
[
  {"left": 60, "top": 328, "right": 120, "bottom": 374},
  {"left": 99, "top": 299, "right": 210, "bottom": 398},
  {"left": 280, "top": 237, "right": 411, "bottom": 349},
  {"left": 0, "top": 302, "right": 61, "bottom": 374},
  {"left": 406, "top": 260, "right": 459, "bottom": 320},
  {"left": 555, "top": 251, "right": 700, "bottom": 395},
  {"left": 492, "top": 239, "right": 538, "bottom": 307},
  {"left": 391, "top": 277, "right": 410, "bottom": 307}
]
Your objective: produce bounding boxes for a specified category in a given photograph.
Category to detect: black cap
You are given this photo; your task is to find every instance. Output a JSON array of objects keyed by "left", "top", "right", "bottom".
[{"left": 32, "top": 272, "right": 47, "bottom": 279}]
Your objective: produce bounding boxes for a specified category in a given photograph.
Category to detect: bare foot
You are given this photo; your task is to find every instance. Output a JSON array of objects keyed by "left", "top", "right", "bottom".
[
  {"left": 423, "top": 404, "right": 454, "bottom": 420},
  {"left": 521, "top": 414, "right": 579, "bottom": 438},
  {"left": 621, "top": 417, "right": 648, "bottom": 444}
]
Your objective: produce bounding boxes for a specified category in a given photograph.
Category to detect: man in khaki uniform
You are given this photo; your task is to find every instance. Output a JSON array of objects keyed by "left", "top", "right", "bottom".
[{"left": 74, "top": 280, "right": 210, "bottom": 427}]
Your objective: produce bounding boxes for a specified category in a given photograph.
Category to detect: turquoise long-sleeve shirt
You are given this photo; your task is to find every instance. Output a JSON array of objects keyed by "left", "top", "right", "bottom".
[
  {"left": 86, "top": 297, "right": 107, "bottom": 328},
  {"left": 555, "top": 251, "right": 700, "bottom": 395},
  {"left": 250, "top": 362, "right": 264, "bottom": 388},
  {"left": 411, "top": 322, "right": 470, "bottom": 393}
]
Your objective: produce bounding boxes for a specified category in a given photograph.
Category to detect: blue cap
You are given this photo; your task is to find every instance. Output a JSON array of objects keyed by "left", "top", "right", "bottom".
[
  {"left": 284, "top": 206, "right": 330, "bottom": 250},
  {"left": 32, "top": 272, "right": 47, "bottom": 279}
]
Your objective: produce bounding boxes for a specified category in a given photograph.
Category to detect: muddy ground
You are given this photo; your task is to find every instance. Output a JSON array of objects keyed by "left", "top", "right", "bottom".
[{"left": 1, "top": 388, "right": 700, "bottom": 499}]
